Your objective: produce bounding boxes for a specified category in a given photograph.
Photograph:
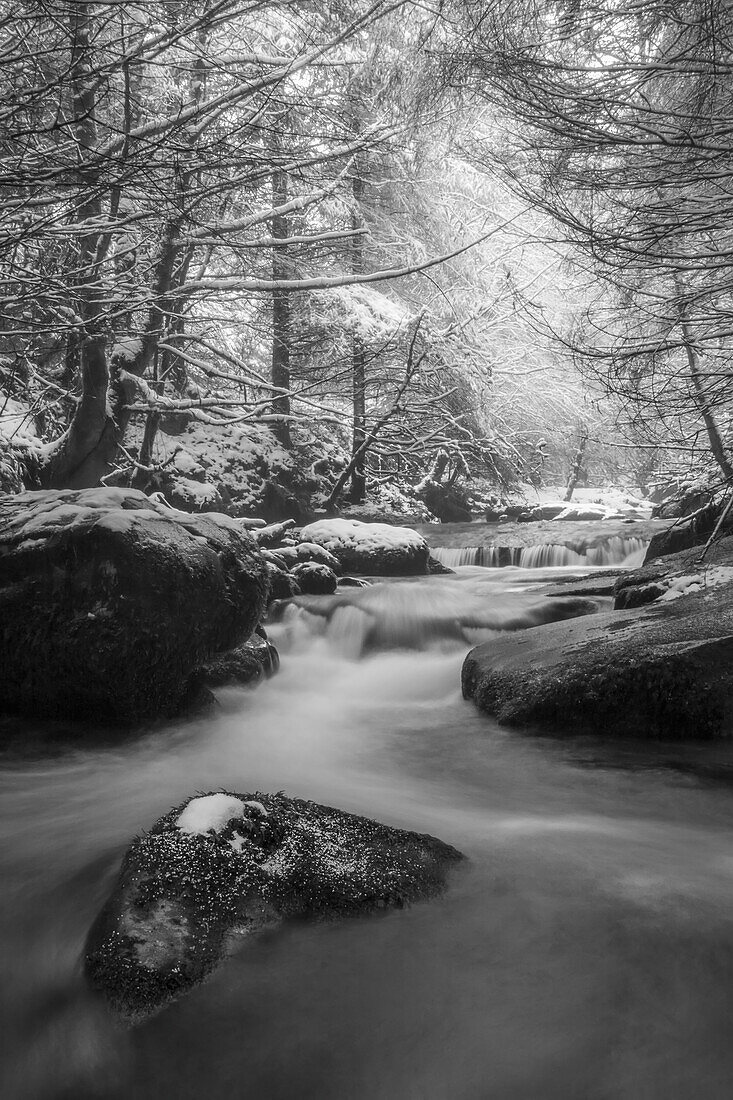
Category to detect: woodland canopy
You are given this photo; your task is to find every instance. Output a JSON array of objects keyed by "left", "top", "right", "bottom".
[{"left": 1, "top": 0, "right": 731, "bottom": 514}]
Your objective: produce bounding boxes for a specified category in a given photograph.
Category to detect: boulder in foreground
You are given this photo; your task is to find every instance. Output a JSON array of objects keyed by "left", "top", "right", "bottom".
[
  {"left": 0, "top": 488, "right": 268, "bottom": 724},
  {"left": 298, "top": 518, "right": 430, "bottom": 575},
  {"left": 462, "top": 582, "right": 733, "bottom": 739},
  {"left": 85, "top": 791, "right": 463, "bottom": 1021}
]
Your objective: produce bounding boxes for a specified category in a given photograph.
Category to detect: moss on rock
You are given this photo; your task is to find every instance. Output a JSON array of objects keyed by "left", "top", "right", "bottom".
[
  {"left": 0, "top": 488, "right": 269, "bottom": 724},
  {"left": 85, "top": 792, "right": 464, "bottom": 1021}
]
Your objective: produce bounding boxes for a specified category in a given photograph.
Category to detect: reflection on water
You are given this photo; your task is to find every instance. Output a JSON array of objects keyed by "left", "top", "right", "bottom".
[{"left": 3, "top": 567, "right": 733, "bottom": 1099}]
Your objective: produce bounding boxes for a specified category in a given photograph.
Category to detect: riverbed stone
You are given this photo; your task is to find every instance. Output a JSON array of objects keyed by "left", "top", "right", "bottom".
[
  {"left": 193, "top": 633, "right": 279, "bottom": 687},
  {"left": 274, "top": 542, "right": 342, "bottom": 573},
  {"left": 462, "top": 579, "right": 733, "bottom": 739},
  {"left": 298, "top": 518, "right": 431, "bottom": 575},
  {"left": 0, "top": 488, "right": 269, "bottom": 724},
  {"left": 643, "top": 501, "right": 731, "bottom": 562},
  {"left": 85, "top": 791, "right": 464, "bottom": 1021},
  {"left": 290, "top": 561, "right": 339, "bottom": 594}
]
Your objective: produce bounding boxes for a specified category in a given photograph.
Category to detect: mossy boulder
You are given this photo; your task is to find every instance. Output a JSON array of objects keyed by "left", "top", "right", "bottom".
[
  {"left": 462, "top": 582, "right": 733, "bottom": 739},
  {"left": 85, "top": 791, "right": 464, "bottom": 1021},
  {"left": 0, "top": 488, "right": 268, "bottom": 724}
]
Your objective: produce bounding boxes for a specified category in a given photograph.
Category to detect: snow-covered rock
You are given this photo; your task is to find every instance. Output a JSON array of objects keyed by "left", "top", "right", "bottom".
[
  {"left": 0, "top": 488, "right": 268, "bottom": 724},
  {"left": 274, "top": 541, "right": 342, "bottom": 572},
  {"left": 85, "top": 790, "right": 463, "bottom": 1021},
  {"left": 298, "top": 518, "right": 430, "bottom": 575},
  {"left": 290, "top": 561, "right": 338, "bottom": 594}
]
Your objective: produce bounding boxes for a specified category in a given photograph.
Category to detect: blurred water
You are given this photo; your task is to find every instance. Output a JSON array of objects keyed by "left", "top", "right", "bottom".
[
  {"left": 3, "top": 567, "right": 733, "bottom": 1099},
  {"left": 432, "top": 536, "right": 646, "bottom": 569}
]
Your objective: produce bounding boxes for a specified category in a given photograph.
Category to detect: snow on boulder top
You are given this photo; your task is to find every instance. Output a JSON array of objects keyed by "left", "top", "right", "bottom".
[
  {"left": 300, "top": 518, "right": 426, "bottom": 553},
  {"left": 175, "top": 794, "right": 267, "bottom": 835},
  {"left": 0, "top": 486, "right": 246, "bottom": 547}
]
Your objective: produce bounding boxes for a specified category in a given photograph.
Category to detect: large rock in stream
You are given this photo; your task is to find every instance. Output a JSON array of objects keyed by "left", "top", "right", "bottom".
[
  {"left": 462, "top": 578, "right": 733, "bottom": 739},
  {"left": 85, "top": 792, "right": 464, "bottom": 1021},
  {"left": 298, "top": 518, "right": 431, "bottom": 575},
  {"left": 0, "top": 488, "right": 269, "bottom": 724}
]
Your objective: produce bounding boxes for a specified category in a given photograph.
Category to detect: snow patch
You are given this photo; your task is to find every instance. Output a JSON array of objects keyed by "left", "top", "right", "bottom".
[
  {"left": 176, "top": 794, "right": 268, "bottom": 836},
  {"left": 300, "top": 518, "right": 426, "bottom": 554},
  {"left": 658, "top": 566, "right": 733, "bottom": 602}
]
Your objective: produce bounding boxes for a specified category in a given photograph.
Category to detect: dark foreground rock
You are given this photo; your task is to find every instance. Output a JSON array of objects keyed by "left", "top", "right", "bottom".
[
  {"left": 194, "top": 633, "right": 279, "bottom": 687},
  {"left": 85, "top": 792, "right": 463, "bottom": 1021},
  {"left": 0, "top": 488, "right": 268, "bottom": 724},
  {"left": 462, "top": 583, "right": 733, "bottom": 739}
]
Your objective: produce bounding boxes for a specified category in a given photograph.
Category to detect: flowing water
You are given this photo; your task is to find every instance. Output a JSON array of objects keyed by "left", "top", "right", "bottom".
[{"left": 4, "top": 542, "right": 733, "bottom": 1099}]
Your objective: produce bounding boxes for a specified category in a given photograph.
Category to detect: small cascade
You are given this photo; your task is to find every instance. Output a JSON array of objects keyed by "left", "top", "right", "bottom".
[
  {"left": 274, "top": 576, "right": 604, "bottom": 657},
  {"left": 433, "top": 536, "right": 647, "bottom": 570}
]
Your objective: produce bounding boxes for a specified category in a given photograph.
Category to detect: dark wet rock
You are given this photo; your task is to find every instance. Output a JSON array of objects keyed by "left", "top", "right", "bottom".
[
  {"left": 462, "top": 581, "right": 733, "bottom": 739},
  {"left": 337, "top": 576, "right": 372, "bottom": 588},
  {"left": 290, "top": 561, "right": 338, "bottom": 595},
  {"left": 265, "top": 562, "right": 301, "bottom": 602},
  {"left": 0, "top": 488, "right": 268, "bottom": 725},
  {"left": 613, "top": 565, "right": 669, "bottom": 609},
  {"left": 644, "top": 501, "right": 728, "bottom": 562},
  {"left": 427, "top": 554, "right": 455, "bottom": 575},
  {"left": 85, "top": 791, "right": 464, "bottom": 1022},
  {"left": 421, "top": 483, "right": 472, "bottom": 523},
  {"left": 260, "top": 548, "right": 290, "bottom": 571},
  {"left": 298, "top": 518, "right": 430, "bottom": 576},
  {"left": 651, "top": 482, "right": 715, "bottom": 520},
  {"left": 194, "top": 633, "right": 279, "bottom": 688},
  {"left": 613, "top": 581, "right": 667, "bottom": 610},
  {"left": 616, "top": 538, "right": 733, "bottom": 608},
  {"left": 537, "top": 573, "right": 621, "bottom": 599}
]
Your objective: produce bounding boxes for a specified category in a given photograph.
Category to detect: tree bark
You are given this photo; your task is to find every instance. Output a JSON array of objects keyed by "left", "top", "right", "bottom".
[
  {"left": 564, "top": 430, "right": 588, "bottom": 502},
  {"left": 271, "top": 121, "right": 291, "bottom": 447},
  {"left": 678, "top": 308, "right": 733, "bottom": 482},
  {"left": 39, "top": 4, "right": 117, "bottom": 488},
  {"left": 349, "top": 146, "right": 367, "bottom": 504}
]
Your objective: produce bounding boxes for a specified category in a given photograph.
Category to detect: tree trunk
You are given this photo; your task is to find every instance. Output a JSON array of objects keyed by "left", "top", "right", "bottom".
[
  {"left": 39, "top": 4, "right": 117, "bottom": 488},
  {"left": 271, "top": 122, "right": 291, "bottom": 447},
  {"left": 349, "top": 151, "right": 366, "bottom": 504},
  {"left": 678, "top": 309, "right": 733, "bottom": 482},
  {"left": 564, "top": 431, "right": 588, "bottom": 502}
]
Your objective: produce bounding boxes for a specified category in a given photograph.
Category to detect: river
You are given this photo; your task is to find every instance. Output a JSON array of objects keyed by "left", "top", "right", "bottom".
[{"left": 3, "top": 539, "right": 733, "bottom": 1099}]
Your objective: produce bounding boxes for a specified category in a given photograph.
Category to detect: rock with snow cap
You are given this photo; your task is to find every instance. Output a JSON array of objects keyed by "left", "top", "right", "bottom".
[
  {"left": 0, "top": 488, "right": 269, "bottom": 725},
  {"left": 298, "top": 518, "right": 430, "bottom": 575},
  {"left": 85, "top": 791, "right": 464, "bottom": 1021},
  {"left": 274, "top": 541, "right": 342, "bottom": 573},
  {"left": 290, "top": 561, "right": 338, "bottom": 594}
]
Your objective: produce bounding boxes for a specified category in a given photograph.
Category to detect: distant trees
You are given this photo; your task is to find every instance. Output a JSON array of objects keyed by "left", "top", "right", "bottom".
[
  {"left": 0, "top": 0, "right": 640, "bottom": 507},
  {"left": 450, "top": 0, "right": 733, "bottom": 483},
  {"left": 0, "top": 0, "right": 458, "bottom": 490}
]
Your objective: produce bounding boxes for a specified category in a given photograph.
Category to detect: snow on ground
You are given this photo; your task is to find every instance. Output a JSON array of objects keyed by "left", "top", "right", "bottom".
[
  {"left": 531, "top": 485, "right": 653, "bottom": 519},
  {"left": 300, "top": 518, "right": 426, "bottom": 553},
  {"left": 658, "top": 566, "right": 733, "bottom": 602}
]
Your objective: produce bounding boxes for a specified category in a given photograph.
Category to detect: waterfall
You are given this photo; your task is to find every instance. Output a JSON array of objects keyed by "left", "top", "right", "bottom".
[{"left": 432, "top": 536, "right": 647, "bottom": 569}]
